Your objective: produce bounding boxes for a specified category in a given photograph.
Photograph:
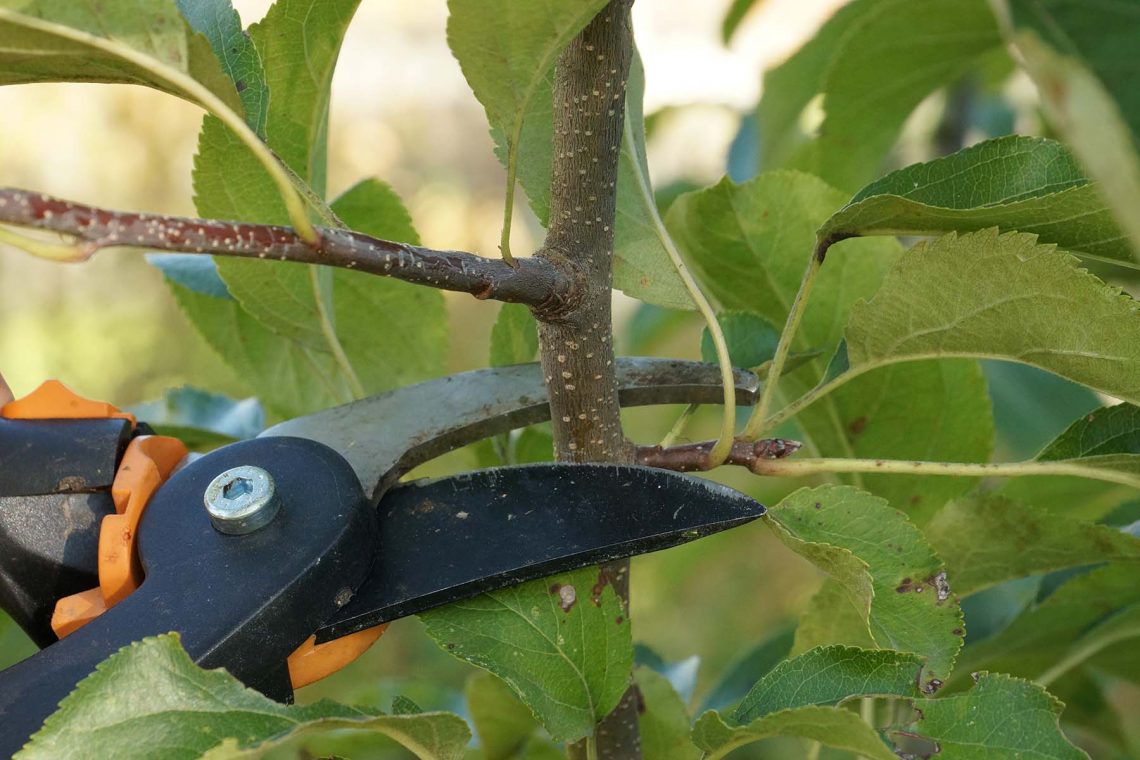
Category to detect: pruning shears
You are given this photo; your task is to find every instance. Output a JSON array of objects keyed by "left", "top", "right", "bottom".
[{"left": 0, "top": 358, "right": 765, "bottom": 755}]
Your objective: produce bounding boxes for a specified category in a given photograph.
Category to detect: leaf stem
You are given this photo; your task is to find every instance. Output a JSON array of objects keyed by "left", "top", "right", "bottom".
[
  {"left": 751, "top": 456, "right": 1140, "bottom": 489},
  {"left": 308, "top": 266, "right": 365, "bottom": 399},
  {"left": 743, "top": 252, "right": 822, "bottom": 439},
  {"left": 500, "top": 140, "right": 520, "bottom": 266},
  {"left": 1036, "top": 608, "right": 1140, "bottom": 688},
  {"left": 0, "top": 226, "right": 94, "bottom": 262},
  {"left": 659, "top": 404, "right": 699, "bottom": 448},
  {"left": 760, "top": 369, "right": 862, "bottom": 434},
  {"left": 628, "top": 117, "right": 736, "bottom": 465}
]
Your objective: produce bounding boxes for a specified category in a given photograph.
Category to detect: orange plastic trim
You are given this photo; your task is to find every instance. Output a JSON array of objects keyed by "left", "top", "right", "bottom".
[
  {"left": 50, "top": 588, "right": 107, "bottom": 638},
  {"left": 1, "top": 380, "right": 136, "bottom": 426},
  {"left": 100, "top": 436, "right": 188, "bottom": 605},
  {"left": 286, "top": 624, "right": 388, "bottom": 689},
  {"left": 51, "top": 435, "right": 187, "bottom": 637}
]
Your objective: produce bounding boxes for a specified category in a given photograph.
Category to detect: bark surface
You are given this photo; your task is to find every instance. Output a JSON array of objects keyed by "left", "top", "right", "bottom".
[{"left": 533, "top": 2, "right": 641, "bottom": 757}]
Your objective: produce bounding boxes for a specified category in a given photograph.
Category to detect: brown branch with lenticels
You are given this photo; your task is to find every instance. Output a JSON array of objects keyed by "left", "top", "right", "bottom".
[
  {"left": 0, "top": 187, "right": 580, "bottom": 319},
  {"left": 636, "top": 437, "right": 802, "bottom": 473}
]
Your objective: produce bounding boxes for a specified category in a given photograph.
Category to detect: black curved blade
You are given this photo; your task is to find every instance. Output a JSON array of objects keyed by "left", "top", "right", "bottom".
[{"left": 314, "top": 463, "right": 765, "bottom": 642}]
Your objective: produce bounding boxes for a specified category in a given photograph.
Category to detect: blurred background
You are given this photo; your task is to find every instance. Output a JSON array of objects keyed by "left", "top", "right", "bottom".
[{"left": 5, "top": 1, "right": 1124, "bottom": 758}]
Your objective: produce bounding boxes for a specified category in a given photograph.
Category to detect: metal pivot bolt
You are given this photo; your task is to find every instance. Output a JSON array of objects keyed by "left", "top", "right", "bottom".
[{"left": 203, "top": 466, "right": 280, "bottom": 535}]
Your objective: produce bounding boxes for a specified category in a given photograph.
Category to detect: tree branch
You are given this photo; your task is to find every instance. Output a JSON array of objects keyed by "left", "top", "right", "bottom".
[
  {"left": 531, "top": 2, "right": 639, "bottom": 757},
  {"left": 636, "top": 438, "right": 803, "bottom": 472},
  {"left": 0, "top": 187, "right": 580, "bottom": 318}
]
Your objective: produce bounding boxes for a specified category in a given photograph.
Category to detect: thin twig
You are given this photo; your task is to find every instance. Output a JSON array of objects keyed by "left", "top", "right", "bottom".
[
  {"left": 636, "top": 438, "right": 803, "bottom": 472},
  {"left": 0, "top": 187, "right": 579, "bottom": 317}
]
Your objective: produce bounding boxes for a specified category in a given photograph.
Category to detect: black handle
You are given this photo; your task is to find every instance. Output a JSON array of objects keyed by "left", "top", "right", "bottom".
[
  {"left": 0, "top": 437, "right": 377, "bottom": 758},
  {"left": 0, "top": 418, "right": 132, "bottom": 645}
]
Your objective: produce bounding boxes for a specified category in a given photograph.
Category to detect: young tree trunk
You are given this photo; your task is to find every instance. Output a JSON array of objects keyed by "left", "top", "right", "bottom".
[{"left": 534, "top": 2, "right": 641, "bottom": 757}]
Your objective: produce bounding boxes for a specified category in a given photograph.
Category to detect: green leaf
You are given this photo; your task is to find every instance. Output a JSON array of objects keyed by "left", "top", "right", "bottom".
[
  {"left": 326, "top": 181, "right": 448, "bottom": 395},
  {"left": 721, "top": 0, "right": 765, "bottom": 44},
  {"left": 166, "top": 280, "right": 343, "bottom": 418},
  {"left": 490, "top": 303, "right": 539, "bottom": 367},
  {"left": 767, "top": 0, "right": 1001, "bottom": 191},
  {"left": 451, "top": 0, "right": 598, "bottom": 127},
  {"left": 700, "top": 311, "right": 779, "bottom": 369},
  {"left": 753, "top": 0, "right": 865, "bottom": 173},
  {"left": 0, "top": 611, "right": 34, "bottom": 671},
  {"left": 175, "top": 0, "right": 268, "bottom": 136},
  {"left": 894, "top": 672, "right": 1087, "bottom": 759},
  {"left": 421, "top": 565, "right": 633, "bottom": 743},
  {"left": 668, "top": 171, "right": 898, "bottom": 355},
  {"left": 250, "top": 0, "right": 360, "bottom": 195},
  {"left": 767, "top": 485, "right": 964, "bottom": 689},
  {"left": 0, "top": 0, "right": 311, "bottom": 236},
  {"left": 635, "top": 667, "right": 700, "bottom": 760},
  {"left": 845, "top": 229, "right": 1140, "bottom": 405},
  {"left": 668, "top": 170, "right": 992, "bottom": 522},
  {"left": 130, "top": 386, "right": 263, "bottom": 439},
  {"left": 958, "top": 564, "right": 1140, "bottom": 679},
  {"left": 983, "top": 361, "right": 1100, "bottom": 461},
  {"left": 1038, "top": 603, "right": 1140, "bottom": 688},
  {"left": 826, "top": 359, "right": 994, "bottom": 523},
  {"left": 1002, "top": 404, "right": 1140, "bottom": 520},
  {"left": 18, "top": 634, "right": 470, "bottom": 760},
  {"left": 187, "top": 3, "right": 445, "bottom": 411},
  {"left": 633, "top": 646, "right": 699, "bottom": 705},
  {"left": 465, "top": 671, "right": 539, "bottom": 760},
  {"left": 447, "top": 0, "right": 605, "bottom": 145},
  {"left": 795, "top": 577, "right": 877, "bottom": 654},
  {"left": 209, "top": 0, "right": 361, "bottom": 348},
  {"left": 734, "top": 646, "right": 922, "bottom": 723},
  {"left": 391, "top": 695, "right": 423, "bottom": 716},
  {"left": 819, "top": 136, "right": 1134, "bottom": 268},
  {"left": 700, "top": 623, "right": 795, "bottom": 712},
  {"left": 607, "top": 47, "right": 704, "bottom": 300},
  {"left": 691, "top": 705, "right": 897, "bottom": 760},
  {"left": 454, "top": 0, "right": 695, "bottom": 311},
  {"left": 128, "top": 386, "right": 262, "bottom": 450},
  {"left": 0, "top": 0, "right": 241, "bottom": 113},
  {"left": 191, "top": 124, "right": 446, "bottom": 407},
  {"left": 514, "top": 425, "right": 554, "bottom": 464},
  {"left": 1039, "top": 404, "right": 1140, "bottom": 461},
  {"left": 926, "top": 494, "right": 1140, "bottom": 596},
  {"left": 147, "top": 254, "right": 231, "bottom": 299},
  {"left": 447, "top": 0, "right": 607, "bottom": 256},
  {"left": 998, "top": 0, "right": 1140, "bottom": 258},
  {"left": 1012, "top": 407, "right": 1140, "bottom": 519},
  {"left": 614, "top": 52, "right": 704, "bottom": 310},
  {"left": 329, "top": 175, "right": 420, "bottom": 245}
]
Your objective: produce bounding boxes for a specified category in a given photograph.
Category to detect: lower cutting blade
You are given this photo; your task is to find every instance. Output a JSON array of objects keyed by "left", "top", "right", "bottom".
[{"left": 315, "top": 463, "right": 765, "bottom": 641}]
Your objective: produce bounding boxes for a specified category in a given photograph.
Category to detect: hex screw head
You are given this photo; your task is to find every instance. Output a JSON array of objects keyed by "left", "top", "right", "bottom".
[{"left": 203, "top": 465, "right": 280, "bottom": 535}]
